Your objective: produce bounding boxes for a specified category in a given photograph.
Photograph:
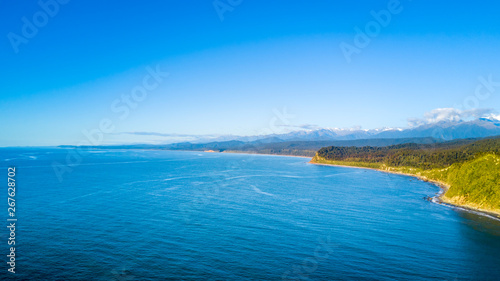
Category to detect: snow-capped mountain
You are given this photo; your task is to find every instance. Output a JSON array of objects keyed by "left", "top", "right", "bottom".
[
  {"left": 374, "top": 119, "right": 500, "bottom": 140},
  {"left": 209, "top": 119, "right": 500, "bottom": 143}
]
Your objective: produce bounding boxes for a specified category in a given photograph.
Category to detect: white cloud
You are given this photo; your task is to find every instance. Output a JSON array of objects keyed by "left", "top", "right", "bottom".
[
  {"left": 408, "top": 108, "right": 496, "bottom": 127},
  {"left": 483, "top": 113, "right": 500, "bottom": 121}
]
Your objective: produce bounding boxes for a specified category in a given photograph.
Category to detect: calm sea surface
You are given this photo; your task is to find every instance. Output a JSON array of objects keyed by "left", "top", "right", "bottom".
[{"left": 1, "top": 148, "right": 500, "bottom": 280}]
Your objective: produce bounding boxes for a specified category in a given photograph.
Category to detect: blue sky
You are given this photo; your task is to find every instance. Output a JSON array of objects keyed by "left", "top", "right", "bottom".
[{"left": 1, "top": 0, "right": 500, "bottom": 146}]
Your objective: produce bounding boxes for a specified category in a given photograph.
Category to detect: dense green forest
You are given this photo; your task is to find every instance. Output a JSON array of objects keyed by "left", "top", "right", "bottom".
[
  {"left": 312, "top": 137, "right": 500, "bottom": 216},
  {"left": 316, "top": 137, "right": 500, "bottom": 169}
]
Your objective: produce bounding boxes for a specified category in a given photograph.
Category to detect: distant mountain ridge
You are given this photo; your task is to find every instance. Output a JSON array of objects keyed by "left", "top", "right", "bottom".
[
  {"left": 374, "top": 119, "right": 500, "bottom": 140},
  {"left": 69, "top": 137, "right": 444, "bottom": 157},
  {"left": 64, "top": 119, "right": 500, "bottom": 157},
  {"left": 214, "top": 118, "right": 500, "bottom": 143}
]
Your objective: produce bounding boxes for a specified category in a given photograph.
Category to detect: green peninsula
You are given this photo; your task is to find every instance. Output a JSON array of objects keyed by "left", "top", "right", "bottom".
[{"left": 310, "top": 137, "right": 500, "bottom": 217}]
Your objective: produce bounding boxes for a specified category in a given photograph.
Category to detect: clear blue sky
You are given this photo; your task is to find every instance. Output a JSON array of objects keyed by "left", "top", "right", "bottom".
[{"left": 1, "top": 0, "right": 500, "bottom": 146}]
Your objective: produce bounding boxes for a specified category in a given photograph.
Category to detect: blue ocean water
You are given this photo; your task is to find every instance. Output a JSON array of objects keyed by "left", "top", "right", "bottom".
[{"left": 1, "top": 148, "right": 500, "bottom": 280}]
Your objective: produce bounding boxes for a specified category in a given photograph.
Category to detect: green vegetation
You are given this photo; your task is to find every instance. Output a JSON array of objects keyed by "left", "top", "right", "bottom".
[
  {"left": 311, "top": 137, "right": 500, "bottom": 216},
  {"left": 440, "top": 154, "right": 500, "bottom": 212},
  {"left": 316, "top": 138, "right": 500, "bottom": 169}
]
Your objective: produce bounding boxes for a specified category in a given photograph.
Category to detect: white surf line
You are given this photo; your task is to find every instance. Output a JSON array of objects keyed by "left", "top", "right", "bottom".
[
  {"left": 316, "top": 162, "right": 500, "bottom": 222},
  {"left": 42, "top": 189, "right": 109, "bottom": 207},
  {"left": 251, "top": 185, "right": 275, "bottom": 197},
  {"left": 323, "top": 171, "right": 362, "bottom": 178},
  {"left": 430, "top": 194, "right": 500, "bottom": 222},
  {"left": 148, "top": 186, "right": 183, "bottom": 196},
  {"left": 4, "top": 157, "right": 201, "bottom": 169},
  {"left": 224, "top": 174, "right": 314, "bottom": 180}
]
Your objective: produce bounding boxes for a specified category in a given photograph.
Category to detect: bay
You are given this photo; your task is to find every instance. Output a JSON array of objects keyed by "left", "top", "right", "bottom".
[{"left": 1, "top": 148, "right": 500, "bottom": 280}]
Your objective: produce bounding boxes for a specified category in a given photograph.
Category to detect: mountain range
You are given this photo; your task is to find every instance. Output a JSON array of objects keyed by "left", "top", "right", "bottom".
[
  {"left": 210, "top": 118, "right": 500, "bottom": 144},
  {"left": 70, "top": 118, "right": 500, "bottom": 157}
]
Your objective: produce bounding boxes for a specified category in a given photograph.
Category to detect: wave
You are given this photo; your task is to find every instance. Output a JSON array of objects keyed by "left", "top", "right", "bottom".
[{"left": 251, "top": 185, "right": 275, "bottom": 197}]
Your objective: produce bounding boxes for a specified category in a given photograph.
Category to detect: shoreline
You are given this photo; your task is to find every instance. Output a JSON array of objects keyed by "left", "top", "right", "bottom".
[
  {"left": 131, "top": 148, "right": 314, "bottom": 159},
  {"left": 221, "top": 150, "right": 313, "bottom": 159},
  {"left": 309, "top": 159, "right": 500, "bottom": 220},
  {"left": 65, "top": 147, "right": 500, "bottom": 220}
]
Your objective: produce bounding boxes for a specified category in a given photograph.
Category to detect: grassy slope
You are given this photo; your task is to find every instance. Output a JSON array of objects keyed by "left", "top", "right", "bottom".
[{"left": 311, "top": 153, "right": 500, "bottom": 216}]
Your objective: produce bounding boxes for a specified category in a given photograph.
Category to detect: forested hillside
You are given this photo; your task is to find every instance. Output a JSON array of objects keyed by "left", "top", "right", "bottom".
[
  {"left": 316, "top": 137, "right": 500, "bottom": 169},
  {"left": 312, "top": 137, "right": 500, "bottom": 216}
]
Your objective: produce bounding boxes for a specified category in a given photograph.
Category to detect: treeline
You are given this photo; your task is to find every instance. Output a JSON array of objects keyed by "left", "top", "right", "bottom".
[{"left": 317, "top": 137, "right": 500, "bottom": 170}]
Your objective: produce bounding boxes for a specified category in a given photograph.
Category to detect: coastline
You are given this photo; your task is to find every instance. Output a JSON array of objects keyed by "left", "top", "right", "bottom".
[
  {"left": 221, "top": 150, "right": 313, "bottom": 159},
  {"left": 77, "top": 147, "right": 500, "bottom": 220},
  {"left": 309, "top": 158, "right": 500, "bottom": 220},
  {"left": 143, "top": 149, "right": 313, "bottom": 159}
]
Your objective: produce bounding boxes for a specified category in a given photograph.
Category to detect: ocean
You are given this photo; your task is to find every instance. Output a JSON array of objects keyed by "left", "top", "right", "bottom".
[{"left": 1, "top": 148, "right": 500, "bottom": 280}]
